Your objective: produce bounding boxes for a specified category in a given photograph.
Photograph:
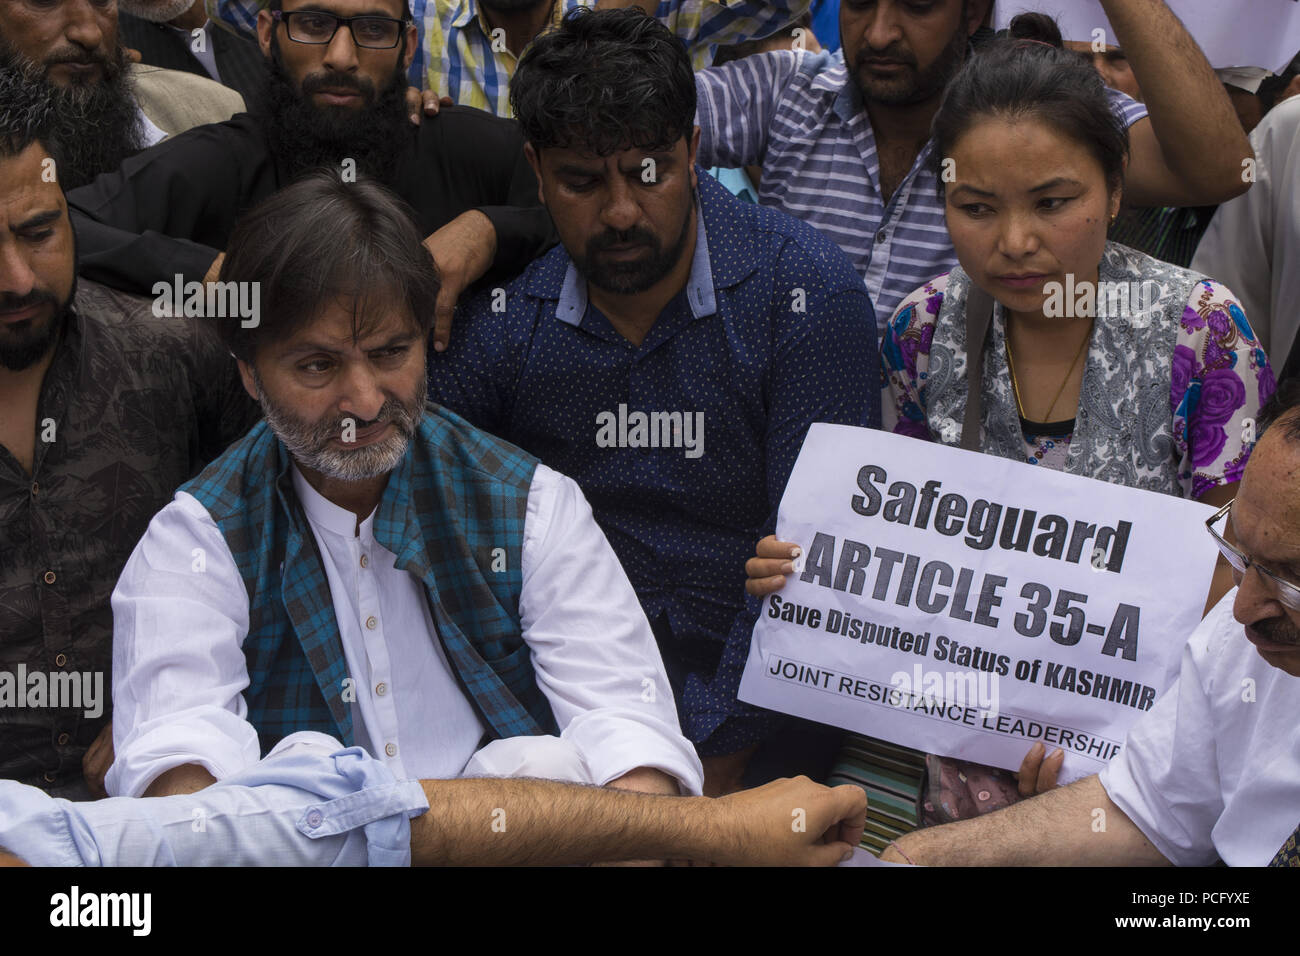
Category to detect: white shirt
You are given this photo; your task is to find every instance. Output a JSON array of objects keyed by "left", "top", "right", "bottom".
[
  {"left": 107, "top": 462, "right": 703, "bottom": 798},
  {"left": 1192, "top": 94, "right": 1300, "bottom": 364},
  {"left": 1099, "top": 590, "right": 1300, "bottom": 865}
]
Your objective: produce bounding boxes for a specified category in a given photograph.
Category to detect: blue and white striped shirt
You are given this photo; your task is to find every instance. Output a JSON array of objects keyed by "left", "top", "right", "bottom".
[{"left": 696, "top": 49, "right": 1149, "bottom": 327}]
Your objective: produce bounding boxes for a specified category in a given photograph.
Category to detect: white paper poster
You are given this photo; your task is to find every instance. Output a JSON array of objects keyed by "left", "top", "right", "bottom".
[
  {"left": 738, "top": 425, "right": 1220, "bottom": 783},
  {"left": 994, "top": 0, "right": 1300, "bottom": 72}
]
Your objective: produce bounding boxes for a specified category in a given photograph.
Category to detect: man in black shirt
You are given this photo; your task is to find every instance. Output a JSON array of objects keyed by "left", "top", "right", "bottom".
[{"left": 68, "top": 0, "right": 555, "bottom": 343}]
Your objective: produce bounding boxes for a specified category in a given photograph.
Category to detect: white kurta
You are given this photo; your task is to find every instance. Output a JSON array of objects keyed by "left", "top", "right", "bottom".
[
  {"left": 1192, "top": 94, "right": 1300, "bottom": 364},
  {"left": 107, "top": 462, "right": 703, "bottom": 798},
  {"left": 1099, "top": 590, "right": 1300, "bottom": 865}
]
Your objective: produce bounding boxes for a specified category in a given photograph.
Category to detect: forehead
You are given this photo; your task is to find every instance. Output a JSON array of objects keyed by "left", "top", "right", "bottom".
[
  {"left": 270, "top": 293, "right": 418, "bottom": 354},
  {"left": 540, "top": 141, "right": 684, "bottom": 170},
  {"left": 282, "top": 0, "right": 405, "bottom": 15},
  {"left": 948, "top": 116, "right": 1105, "bottom": 184},
  {"left": 1234, "top": 428, "right": 1300, "bottom": 553},
  {"left": 0, "top": 144, "right": 66, "bottom": 224}
]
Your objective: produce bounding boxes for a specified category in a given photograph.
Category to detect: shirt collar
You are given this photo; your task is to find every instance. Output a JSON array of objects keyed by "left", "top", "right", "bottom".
[
  {"left": 553, "top": 183, "right": 717, "bottom": 327},
  {"left": 291, "top": 461, "right": 378, "bottom": 540}
]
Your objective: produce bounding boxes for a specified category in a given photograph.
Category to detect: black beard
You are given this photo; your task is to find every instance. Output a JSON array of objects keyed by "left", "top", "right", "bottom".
[
  {"left": 0, "top": 37, "right": 145, "bottom": 190},
  {"left": 572, "top": 193, "right": 695, "bottom": 296},
  {"left": 854, "top": 21, "right": 969, "bottom": 107},
  {"left": 0, "top": 289, "right": 73, "bottom": 372},
  {"left": 261, "top": 40, "right": 410, "bottom": 185}
]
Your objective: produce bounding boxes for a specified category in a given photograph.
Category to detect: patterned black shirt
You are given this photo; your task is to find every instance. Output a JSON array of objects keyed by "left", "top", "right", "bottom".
[{"left": 0, "top": 281, "right": 257, "bottom": 794}]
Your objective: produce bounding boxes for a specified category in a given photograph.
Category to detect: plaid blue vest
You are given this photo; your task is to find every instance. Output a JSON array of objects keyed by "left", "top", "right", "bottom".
[{"left": 181, "top": 405, "right": 558, "bottom": 755}]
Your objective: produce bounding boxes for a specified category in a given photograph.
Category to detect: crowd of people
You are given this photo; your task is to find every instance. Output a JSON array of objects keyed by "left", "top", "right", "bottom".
[{"left": 0, "top": 0, "right": 1296, "bottom": 867}]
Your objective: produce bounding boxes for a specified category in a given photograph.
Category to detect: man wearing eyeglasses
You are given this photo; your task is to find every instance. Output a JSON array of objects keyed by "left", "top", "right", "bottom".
[
  {"left": 877, "top": 384, "right": 1300, "bottom": 867},
  {"left": 66, "top": 0, "right": 554, "bottom": 340}
]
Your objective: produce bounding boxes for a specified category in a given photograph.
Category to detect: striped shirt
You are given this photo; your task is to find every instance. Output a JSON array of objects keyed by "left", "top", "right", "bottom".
[
  {"left": 208, "top": 0, "right": 811, "bottom": 107},
  {"left": 695, "top": 48, "right": 1149, "bottom": 327},
  {"left": 415, "top": 0, "right": 811, "bottom": 115}
]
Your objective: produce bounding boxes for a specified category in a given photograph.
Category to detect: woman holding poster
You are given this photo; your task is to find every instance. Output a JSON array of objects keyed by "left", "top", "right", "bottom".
[{"left": 747, "top": 13, "right": 1274, "bottom": 834}]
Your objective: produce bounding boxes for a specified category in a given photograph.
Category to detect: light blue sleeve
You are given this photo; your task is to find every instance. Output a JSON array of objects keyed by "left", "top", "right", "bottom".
[{"left": 0, "top": 733, "right": 429, "bottom": 867}]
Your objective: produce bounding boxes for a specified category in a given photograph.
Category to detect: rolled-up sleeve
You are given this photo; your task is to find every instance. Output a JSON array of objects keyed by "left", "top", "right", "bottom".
[
  {"left": 518, "top": 465, "right": 705, "bottom": 795},
  {"left": 107, "top": 492, "right": 262, "bottom": 797},
  {"left": 1, "top": 733, "right": 429, "bottom": 866}
]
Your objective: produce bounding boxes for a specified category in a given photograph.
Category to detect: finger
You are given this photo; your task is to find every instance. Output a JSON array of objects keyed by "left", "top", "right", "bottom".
[
  {"left": 440, "top": 95, "right": 454, "bottom": 108},
  {"left": 1016, "top": 741, "right": 1045, "bottom": 797},
  {"left": 805, "top": 840, "right": 856, "bottom": 867},
  {"left": 1036, "top": 748, "right": 1064, "bottom": 793},
  {"left": 124, "top": 47, "right": 142, "bottom": 63},
  {"left": 756, "top": 536, "right": 801, "bottom": 560},
  {"left": 422, "top": 90, "right": 442, "bottom": 115},
  {"left": 745, "top": 556, "right": 793, "bottom": 580},
  {"left": 405, "top": 86, "right": 423, "bottom": 125},
  {"left": 433, "top": 288, "right": 454, "bottom": 352},
  {"left": 744, "top": 574, "right": 787, "bottom": 598}
]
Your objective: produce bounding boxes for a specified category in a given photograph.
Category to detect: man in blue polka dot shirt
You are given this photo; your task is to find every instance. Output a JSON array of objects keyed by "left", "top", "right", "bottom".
[{"left": 429, "top": 8, "right": 880, "bottom": 794}]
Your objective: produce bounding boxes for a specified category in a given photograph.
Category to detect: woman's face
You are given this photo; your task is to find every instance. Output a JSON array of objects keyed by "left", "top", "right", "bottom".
[{"left": 943, "top": 116, "right": 1122, "bottom": 318}]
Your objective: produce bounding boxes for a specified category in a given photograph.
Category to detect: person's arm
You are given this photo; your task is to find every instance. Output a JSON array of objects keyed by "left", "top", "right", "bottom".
[
  {"left": 601, "top": 0, "right": 812, "bottom": 66},
  {"left": 687, "top": 257, "right": 879, "bottom": 783},
  {"left": 882, "top": 773, "right": 1170, "bottom": 866},
  {"left": 107, "top": 493, "right": 263, "bottom": 798},
  {"left": 694, "top": 50, "right": 804, "bottom": 170},
  {"left": 411, "top": 774, "right": 866, "bottom": 866},
  {"left": 1191, "top": 102, "right": 1289, "bottom": 359},
  {"left": 517, "top": 465, "right": 706, "bottom": 796},
  {"left": 426, "top": 283, "right": 524, "bottom": 435},
  {"left": 1101, "top": 0, "right": 1254, "bottom": 207}
]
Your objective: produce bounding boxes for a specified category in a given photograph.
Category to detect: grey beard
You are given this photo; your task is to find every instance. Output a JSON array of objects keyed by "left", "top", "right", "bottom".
[{"left": 117, "top": 0, "right": 197, "bottom": 22}]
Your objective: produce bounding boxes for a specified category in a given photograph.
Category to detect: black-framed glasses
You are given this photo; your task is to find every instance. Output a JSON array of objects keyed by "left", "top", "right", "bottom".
[
  {"left": 1206, "top": 499, "right": 1300, "bottom": 611},
  {"left": 271, "top": 10, "right": 409, "bottom": 49}
]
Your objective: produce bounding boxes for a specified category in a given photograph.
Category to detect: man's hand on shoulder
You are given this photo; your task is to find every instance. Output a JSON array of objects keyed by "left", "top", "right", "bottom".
[
  {"left": 406, "top": 89, "right": 454, "bottom": 125},
  {"left": 423, "top": 211, "right": 497, "bottom": 353}
]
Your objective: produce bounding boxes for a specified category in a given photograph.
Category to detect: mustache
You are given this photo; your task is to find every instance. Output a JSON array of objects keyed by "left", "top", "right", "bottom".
[
  {"left": 588, "top": 227, "right": 658, "bottom": 253},
  {"left": 1251, "top": 618, "right": 1300, "bottom": 647},
  {"left": 0, "top": 289, "right": 57, "bottom": 313},
  {"left": 856, "top": 45, "right": 917, "bottom": 68},
  {"left": 299, "top": 71, "right": 376, "bottom": 98}
]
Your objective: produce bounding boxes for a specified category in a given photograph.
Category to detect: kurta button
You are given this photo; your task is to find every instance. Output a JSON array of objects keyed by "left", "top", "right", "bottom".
[
  {"left": 31, "top": 482, "right": 38, "bottom": 495},
  {"left": 876, "top": 230, "right": 887, "bottom": 244},
  {"left": 365, "top": 615, "right": 377, "bottom": 630},
  {"left": 57, "top": 733, "right": 70, "bottom": 746},
  {"left": 306, "top": 809, "right": 324, "bottom": 829},
  {"left": 977, "top": 789, "right": 991, "bottom": 802},
  {"left": 384, "top": 742, "right": 397, "bottom": 757},
  {"left": 375, "top": 682, "right": 387, "bottom": 696},
  {"left": 43, "top": 570, "right": 56, "bottom": 585},
  {"left": 360, "top": 554, "right": 369, "bottom": 569},
  {"left": 54, "top": 653, "right": 66, "bottom": 667}
]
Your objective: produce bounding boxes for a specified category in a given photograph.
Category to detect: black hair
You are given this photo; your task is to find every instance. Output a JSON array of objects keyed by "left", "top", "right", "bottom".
[
  {"left": 0, "top": 68, "right": 58, "bottom": 162},
  {"left": 267, "top": 0, "right": 414, "bottom": 20},
  {"left": 932, "top": 12, "right": 1130, "bottom": 196},
  {"left": 215, "top": 171, "right": 440, "bottom": 363},
  {"left": 1258, "top": 377, "right": 1300, "bottom": 444},
  {"left": 510, "top": 7, "right": 695, "bottom": 157}
]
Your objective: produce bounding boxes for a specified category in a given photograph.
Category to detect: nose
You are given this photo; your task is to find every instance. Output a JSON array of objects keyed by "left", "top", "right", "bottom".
[
  {"left": 1232, "top": 562, "right": 1286, "bottom": 629},
  {"left": 599, "top": 177, "right": 640, "bottom": 233},
  {"left": 336, "top": 362, "right": 386, "bottom": 425},
  {"left": 996, "top": 209, "right": 1041, "bottom": 260},
  {"left": 63, "top": 0, "right": 108, "bottom": 54},
  {"left": 863, "top": 2, "right": 904, "bottom": 52},
  {"left": 0, "top": 240, "right": 39, "bottom": 300},
  {"left": 322, "top": 21, "right": 360, "bottom": 73}
]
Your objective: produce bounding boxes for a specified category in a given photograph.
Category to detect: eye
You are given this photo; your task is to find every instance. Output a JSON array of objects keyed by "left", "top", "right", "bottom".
[
  {"left": 564, "top": 177, "right": 597, "bottom": 192},
  {"left": 22, "top": 229, "right": 55, "bottom": 242},
  {"left": 371, "top": 346, "right": 410, "bottom": 361},
  {"left": 1038, "top": 197, "right": 1070, "bottom": 211},
  {"left": 299, "top": 358, "right": 334, "bottom": 374},
  {"left": 958, "top": 202, "right": 992, "bottom": 217}
]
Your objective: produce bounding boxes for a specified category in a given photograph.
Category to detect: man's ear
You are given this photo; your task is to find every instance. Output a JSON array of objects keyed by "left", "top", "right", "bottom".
[
  {"left": 687, "top": 126, "right": 701, "bottom": 190},
  {"left": 257, "top": 9, "right": 275, "bottom": 59},
  {"left": 524, "top": 143, "right": 546, "bottom": 207},
  {"left": 966, "top": 0, "right": 993, "bottom": 34},
  {"left": 236, "top": 357, "right": 260, "bottom": 403},
  {"left": 402, "top": 23, "right": 418, "bottom": 73}
]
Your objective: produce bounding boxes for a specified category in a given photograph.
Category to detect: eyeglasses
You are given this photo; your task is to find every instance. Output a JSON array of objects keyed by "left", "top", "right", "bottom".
[
  {"left": 1205, "top": 499, "right": 1300, "bottom": 611},
  {"left": 271, "top": 10, "right": 409, "bottom": 50}
]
